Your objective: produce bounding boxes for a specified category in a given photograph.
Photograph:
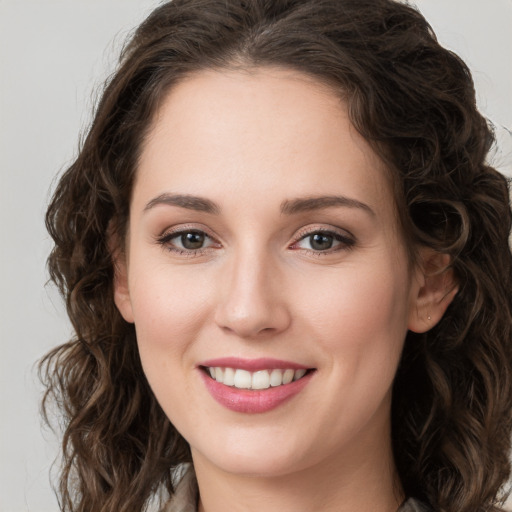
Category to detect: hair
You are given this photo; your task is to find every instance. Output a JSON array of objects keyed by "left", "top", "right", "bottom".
[{"left": 41, "top": 0, "right": 512, "bottom": 511}]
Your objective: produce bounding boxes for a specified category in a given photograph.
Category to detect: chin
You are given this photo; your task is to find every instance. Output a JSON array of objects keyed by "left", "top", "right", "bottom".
[{"left": 190, "top": 433, "right": 317, "bottom": 478}]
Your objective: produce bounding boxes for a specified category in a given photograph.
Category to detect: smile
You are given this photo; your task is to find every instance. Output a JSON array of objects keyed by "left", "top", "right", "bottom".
[
  {"left": 204, "top": 367, "right": 308, "bottom": 390},
  {"left": 199, "top": 358, "right": 316, "bottom": 413}
]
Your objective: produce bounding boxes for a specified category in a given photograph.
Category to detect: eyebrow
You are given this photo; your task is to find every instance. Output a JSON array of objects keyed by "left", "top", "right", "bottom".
[
  {"left": 280, "top": 195, "right": 375, "bottom": 217},
  {"left": 144, "top": 193, "right": 221, "bottom": 214},
  {"left": 143, "top": 193, "right": 374, "bottom": 217}
]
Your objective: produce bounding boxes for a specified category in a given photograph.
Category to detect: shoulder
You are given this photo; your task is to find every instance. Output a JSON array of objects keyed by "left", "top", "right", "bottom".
[
  {"left": 160, "top": 464, "right": 198, "bottom": 512},
  {"left": 399, "top": 498, "right": 434, "bottom": 512},
  {"left": 400, "top": 499, "right": 511, "bottom": 512}
]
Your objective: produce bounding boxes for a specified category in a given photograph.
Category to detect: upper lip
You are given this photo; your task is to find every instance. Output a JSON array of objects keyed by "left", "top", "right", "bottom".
[{"left": 199, "top": 357, "right": 312, "bottom": 371}]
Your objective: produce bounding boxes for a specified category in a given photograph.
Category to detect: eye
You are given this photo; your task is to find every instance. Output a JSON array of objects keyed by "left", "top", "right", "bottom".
[
  {"left": 291, "top": 229, "right": 355, "bottom": 254},
  {"left": 157, "top": 228, "right": 219, "bottom": 254},
  {"left": 175, "top": 231, "right": 208, "bottom": 250},
  {"left": 302, "top": 232, "right": 337, "bottom": 251}
]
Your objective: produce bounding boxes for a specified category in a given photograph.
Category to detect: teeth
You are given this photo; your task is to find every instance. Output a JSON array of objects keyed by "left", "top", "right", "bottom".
[
  {"left": 282, "top": 369, "right": 294, "bottom": 385},
  {"left": 294, "top": 368, "right": 307, "bottom": 380},
  {"left": 223, "top": 367, "right": 235, "bottom": 386},
  {"left": 233, "top": 369, "right": 252, "bottom": 389},
  {"left": 252, "top": 370, "right": 270, "bottom": 390},
  {"left": 269, "top": 369, "right": 283, "bottom": 387},
  {"left": 206, "top": 367, "right": 309, "bottom": 390}
]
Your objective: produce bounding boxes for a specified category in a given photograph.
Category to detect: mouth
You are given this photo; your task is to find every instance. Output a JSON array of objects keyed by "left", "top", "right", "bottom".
[
  {"left": 201, "top": 366, "right": 312, "bottom": 390},
  {"left": 198, "top": 358, "right": 316, "bottom": 413}
]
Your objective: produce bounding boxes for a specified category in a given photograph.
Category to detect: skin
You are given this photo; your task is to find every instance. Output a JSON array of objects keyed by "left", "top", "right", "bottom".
[{"left": 114, "top": 67, "right": 456, "bottom": 512}]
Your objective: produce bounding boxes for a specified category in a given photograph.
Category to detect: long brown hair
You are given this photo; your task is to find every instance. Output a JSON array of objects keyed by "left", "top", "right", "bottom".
[{"left": 41, "top": 1, "right": 512, "bottom": 511}]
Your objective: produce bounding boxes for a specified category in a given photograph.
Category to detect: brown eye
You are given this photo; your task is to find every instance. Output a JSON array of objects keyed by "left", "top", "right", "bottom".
[
  {"left": 180, "top": 231, "right": 206, "bottom": 250},
  {"left": 292, "top": 229, "right": 355, "bottom": 254},
  {"left": 309, "top": 233, "right": 334, "bottom": 251},
  {"left": 158, "top": 229, "right": 218, "bottom": 254}
]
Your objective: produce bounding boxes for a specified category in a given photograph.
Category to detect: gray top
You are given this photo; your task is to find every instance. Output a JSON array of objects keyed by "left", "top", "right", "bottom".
[
  {"left": 161, "top": 465, "right": 432, "bottom": 512},
  {"left": 401, "top": 498, "right": 432, "bottom": 512}
]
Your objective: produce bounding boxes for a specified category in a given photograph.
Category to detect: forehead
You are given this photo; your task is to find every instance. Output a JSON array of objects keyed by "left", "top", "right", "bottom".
[{"left": 135, "top": 67, "right": 396, "bottom": 226}]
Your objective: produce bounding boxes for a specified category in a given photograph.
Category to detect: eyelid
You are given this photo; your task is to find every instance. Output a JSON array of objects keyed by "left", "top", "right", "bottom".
[
  {"left": 157, "top": 223, "right": 218, "bottom": 241},
  {"left": 293, "top": 224, "right": 355, "bottom": 243}
]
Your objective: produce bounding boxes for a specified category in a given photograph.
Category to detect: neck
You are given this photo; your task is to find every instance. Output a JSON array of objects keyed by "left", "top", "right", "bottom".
[{"left": 193, "top": 426, "right": 403, "bottom": 512}]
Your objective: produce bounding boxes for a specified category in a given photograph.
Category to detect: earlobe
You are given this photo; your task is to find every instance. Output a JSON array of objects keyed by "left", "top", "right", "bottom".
[
  {"left": 408, "top": 249, "right": 459, "bottom": 333},
  {"left": 109, "top": 231, "right": 135, "bottom": 324}
]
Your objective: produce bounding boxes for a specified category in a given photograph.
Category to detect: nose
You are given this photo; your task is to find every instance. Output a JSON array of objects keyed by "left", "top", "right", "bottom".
[{"left": 214, "top": 248, "right": 292, "bottom": 339}]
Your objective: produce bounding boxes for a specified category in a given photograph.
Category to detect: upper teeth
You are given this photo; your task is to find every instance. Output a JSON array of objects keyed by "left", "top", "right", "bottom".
[{"left": 207, "top": 367, "right": 307, "bottom": 390}]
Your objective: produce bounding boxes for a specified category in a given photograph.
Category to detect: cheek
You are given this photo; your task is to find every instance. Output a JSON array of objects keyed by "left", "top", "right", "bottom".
[
  {"left": 300, "top": 262, "right": 409, "bottom": 324},
  {"left": 293, "top": 257, "right": 411, "bottom": 368},
  {"left": 128, "top": 265, "right": 211, "bottom": 420},
  {"left": 128, "top": 262, "right": 213, "bottom": 362}
]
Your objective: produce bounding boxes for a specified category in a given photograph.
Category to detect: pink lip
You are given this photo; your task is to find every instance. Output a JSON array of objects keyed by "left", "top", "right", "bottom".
[
  {"left": 198, "top": 358, "right": 315, "bottom": 414},
  {"left": 200, "top": 357, "right": 310, "bottom": 371}
]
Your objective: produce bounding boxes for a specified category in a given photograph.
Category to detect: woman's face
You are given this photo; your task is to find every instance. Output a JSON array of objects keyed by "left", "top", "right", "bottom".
[{"left": 115, "top": 68, "right": 425, "bottom": 477}]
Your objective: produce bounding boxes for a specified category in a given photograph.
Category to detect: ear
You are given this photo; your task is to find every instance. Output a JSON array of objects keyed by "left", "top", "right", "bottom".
[
  {"left": 109, "top": 229, "right": 135, "bottom": 324},
  {"left": 408, "top": 248, "right": 459, "bottom": 333}
]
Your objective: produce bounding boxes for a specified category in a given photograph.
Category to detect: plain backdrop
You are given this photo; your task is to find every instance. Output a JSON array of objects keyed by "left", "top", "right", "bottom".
[{"left": 1, "top": 1, "right": 511, "bottom": 511}]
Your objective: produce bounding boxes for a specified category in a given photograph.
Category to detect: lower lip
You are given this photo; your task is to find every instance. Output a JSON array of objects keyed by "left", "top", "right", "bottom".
[{"left": 200, "top": 370, "right": 314, "bottom": 414}]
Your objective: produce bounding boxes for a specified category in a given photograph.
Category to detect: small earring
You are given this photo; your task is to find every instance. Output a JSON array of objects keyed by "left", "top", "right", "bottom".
[{"left": 427, "top": 315, "right": 431, "bottom": 321}]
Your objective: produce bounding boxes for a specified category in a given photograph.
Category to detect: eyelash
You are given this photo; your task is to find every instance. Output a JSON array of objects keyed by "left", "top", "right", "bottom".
[
  {"left": 156, "top": 226, "right": 356, "bottom": 258},
  {"left": 291, "top": 227, "right": 356, "bottom": 256},
  {"left": 156, "top": 226, "right": 219, "bottom": 258}
]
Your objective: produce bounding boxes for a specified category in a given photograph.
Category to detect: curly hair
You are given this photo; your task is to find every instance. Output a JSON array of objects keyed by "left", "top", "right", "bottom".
[{"left": 41, "top": 1, "right": 512, "bottom": 511}]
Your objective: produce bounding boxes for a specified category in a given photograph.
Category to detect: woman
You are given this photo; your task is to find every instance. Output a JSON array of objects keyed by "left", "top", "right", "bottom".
[{"left": 41, "top": 1, "right": 512, "bottom": 511}]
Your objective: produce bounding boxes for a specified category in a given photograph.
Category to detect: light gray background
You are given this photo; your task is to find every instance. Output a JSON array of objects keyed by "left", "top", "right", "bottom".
[{"left": 1, "top": 1, "right": 511, "bottom": 511}]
